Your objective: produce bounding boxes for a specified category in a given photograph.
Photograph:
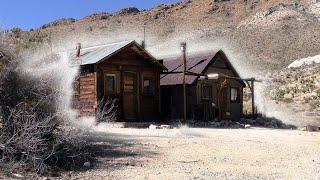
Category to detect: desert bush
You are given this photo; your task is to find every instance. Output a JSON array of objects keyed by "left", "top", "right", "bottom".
[
  {"left": 274, "top": 89, "right": 285, "bottom": 100},
  {"left": 96, "top": 98, "right": 117, "bottom": 124},
  {"left": 0, "top": 49, "right": 91, "bottom": 176},
  {"left": 316, "top": 89, "right": 320, "bottom": 100},
  {"left": 0, "top": 52, "right": 59, "bottom": 173}
]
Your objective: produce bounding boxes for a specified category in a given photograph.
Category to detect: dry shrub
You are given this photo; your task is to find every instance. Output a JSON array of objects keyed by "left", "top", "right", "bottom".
[
  {"left": 0, "top": 49, "right": 91, "bottom": 176},
  {"left": 96, "top": 98, "right": 117, "bottom": 124}
]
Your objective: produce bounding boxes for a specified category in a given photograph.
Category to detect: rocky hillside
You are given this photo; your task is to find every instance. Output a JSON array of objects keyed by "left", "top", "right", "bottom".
[
  {"left": 269, "top": 64, "right": 320, "bottom": 124},
  {"left": 12, "top": 0, "right": 320, "bottom": 74}
]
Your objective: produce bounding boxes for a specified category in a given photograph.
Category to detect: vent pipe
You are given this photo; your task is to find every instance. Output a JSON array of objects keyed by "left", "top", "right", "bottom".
[
  {"left": 141, "top": 41, "right": 145, "bottom": 48},
  {"left": 76, "top": 43, "right": 81, "bottom": 57},
  {"left": 142, "top": 24, "right": 146, "bottom": 48}
]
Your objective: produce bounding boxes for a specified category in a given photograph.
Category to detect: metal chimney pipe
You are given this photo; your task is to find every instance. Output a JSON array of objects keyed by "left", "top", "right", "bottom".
[
  {"left": 141, "top": 41, "right": 145, "bottom": 48},
  {"left": 76, "top": 43, "right": 81, "bottom": 57}
]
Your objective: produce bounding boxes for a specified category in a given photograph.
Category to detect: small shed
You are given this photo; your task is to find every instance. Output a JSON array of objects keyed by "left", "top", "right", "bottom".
[
  {"left": 160, "top": 50, "right": 245, "bottom": 121},
  {"left": 72, "top": 40, "right": 166, "bottom": 122}
]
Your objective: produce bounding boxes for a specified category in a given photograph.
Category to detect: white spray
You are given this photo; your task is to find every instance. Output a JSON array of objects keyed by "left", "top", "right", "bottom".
[{"left": 20, "top": 49, "right": 79, "bottom": 124}]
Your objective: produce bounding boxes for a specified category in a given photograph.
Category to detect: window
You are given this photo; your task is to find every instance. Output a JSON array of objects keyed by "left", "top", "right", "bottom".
[
  {"left": 105, "top": 74, "right": 116, "bottom": 95},
  {"left": 202, "top": 85, "right": 212, "bottom": 100},
  {"left": 143, "top": 78, "right": 154, "bottom": 95},
  {"left": 230, "top": 87, "right": 240, "bottom": 103}
]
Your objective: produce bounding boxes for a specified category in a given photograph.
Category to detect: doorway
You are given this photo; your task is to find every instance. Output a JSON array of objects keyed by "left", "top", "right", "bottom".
[{"left": 123, "top": 71, "right": 138, "bottom": 120}]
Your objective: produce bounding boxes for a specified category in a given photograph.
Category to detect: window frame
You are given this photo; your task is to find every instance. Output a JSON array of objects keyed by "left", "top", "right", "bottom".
[
  {"left": 202, "top": 84, "right": 213, "bottom": 100},
  {"left": 142, "top": 77, "right": 154, "bottom": 95},
  {"left": 104, "top": 74, "right": 117, "bottom": 95},
  {"left": 230, "top": 87, "right": 240, "bottom": 103}
]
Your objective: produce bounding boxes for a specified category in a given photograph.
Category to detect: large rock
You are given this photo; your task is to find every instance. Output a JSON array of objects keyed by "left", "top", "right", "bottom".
[
  {"left": 116, "top": 7, "right": 140, "bottom": 15},
  {"left": 284, "top": 93, "right": 293, "bottom": 99}
]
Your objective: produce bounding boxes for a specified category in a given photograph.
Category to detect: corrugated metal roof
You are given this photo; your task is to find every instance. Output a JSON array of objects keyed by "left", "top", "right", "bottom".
[
  {"left": 70, "top": 40, "right": 166, "bottom": 70},
  {"left": 160, "top": 51, "right": 217, "bottom": 86},
  {"left": 72, "top": 40, "right": 134, "bottom": 65}
]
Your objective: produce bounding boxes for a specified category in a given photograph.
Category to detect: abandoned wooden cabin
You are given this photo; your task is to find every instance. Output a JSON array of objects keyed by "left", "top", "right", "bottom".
[
  {"left": 160, "top": 50, "right": 246, "bottom": 121},
  {"left": 72, "top": 40, "right": 166, "bottom": 121}
]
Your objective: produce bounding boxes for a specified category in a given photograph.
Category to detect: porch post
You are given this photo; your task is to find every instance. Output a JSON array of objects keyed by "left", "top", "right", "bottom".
[
  {"left": 181, "top": 42, "right": 187, "bottom": 123},
  {"left": 251, "top": 78, "right": 255, "bottom": 119}
]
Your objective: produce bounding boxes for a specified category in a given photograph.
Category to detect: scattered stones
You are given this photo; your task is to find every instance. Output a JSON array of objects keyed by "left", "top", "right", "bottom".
[
  {"left": 149, "top": 124, "right": 173, "bottom": 129},
  {"left": 194, "top": 120, "right": 246, "bottom": 129},
  {"left": 83, "top": 161, "right": 91, "bottom": 168},
  {"left": 160, "top": 125, "right": 172, "bottom": 129},
  {"left": 302, "top": 125, "right": 320, "bottom": 132},
  {"left": 41, "top": 18, "right": 76, "bottom": 29},
  {"left": 149, "top": 124, "right": 160, "bottom": 129},
  {"left": 116, "top": 7, "right": 140, "bottom": 16},
  {"left": 11, "top": 173, "right": 24, "bottom": 178},
  {"left": 284, "top": 93, "right": 293, "bottom": 99},
  {"left": 269, "top": 64, "right": 320, "bottom": 118},
  {"left": 84, "top": 12, "right": 111, "bottom": 21}
]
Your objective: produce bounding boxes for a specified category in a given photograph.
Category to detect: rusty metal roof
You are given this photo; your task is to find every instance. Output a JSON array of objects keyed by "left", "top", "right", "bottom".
[{"left": 160, "top": 51, "right": 218, "bottom": 86}]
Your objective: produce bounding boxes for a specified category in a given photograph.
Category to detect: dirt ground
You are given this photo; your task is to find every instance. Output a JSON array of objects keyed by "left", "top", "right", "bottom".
[{"left": 60, "top": 127, "right": 320, "bottom": 180}]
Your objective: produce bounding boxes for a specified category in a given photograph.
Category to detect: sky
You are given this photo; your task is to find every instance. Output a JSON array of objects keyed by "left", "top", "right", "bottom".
[{"left": 0, "top": 0, "right": 179, "bottom": 30}]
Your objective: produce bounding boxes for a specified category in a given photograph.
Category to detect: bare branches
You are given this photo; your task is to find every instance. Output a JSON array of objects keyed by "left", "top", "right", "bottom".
[
  {"left": 96, "top": 98, "right": 117, "bottom": 124},
  {"left": 0, "top": 35, "right": 93, "bottom": 176}
]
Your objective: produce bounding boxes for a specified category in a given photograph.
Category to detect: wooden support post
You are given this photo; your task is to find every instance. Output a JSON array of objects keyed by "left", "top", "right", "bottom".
[
  {"left": 251, "top": 78, "right": 255, "bottom": 119},
  {"left": 181, "top": 42, "right": 187, "bottom": 123}
]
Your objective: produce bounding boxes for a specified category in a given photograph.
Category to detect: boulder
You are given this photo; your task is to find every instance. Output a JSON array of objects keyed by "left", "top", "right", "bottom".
[
  {"left": 245, "top": 124, "right": 252, "bottom": 129},
  {"left": 149, "top": 124, "right": 160, "bottom": 129},
  {"left": 160, "top": 125, "right": 172, "bottom": 129},
  {"left": 117, "top": 7, "right": 140, "bottom": 15},
  {"left": 83, "top": 161, "right": 91, "bottom": 167}
]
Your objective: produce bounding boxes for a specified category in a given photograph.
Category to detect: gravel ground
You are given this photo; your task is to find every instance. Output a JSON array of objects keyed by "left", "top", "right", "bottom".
[{"left": 61, "top": 127, "right": 320, "bottom": 180}]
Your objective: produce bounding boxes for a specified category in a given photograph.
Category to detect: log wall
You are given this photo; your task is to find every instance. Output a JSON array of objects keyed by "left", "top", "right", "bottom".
[{"left": 73, "top": 73, "right": 97, "bottom": 117}]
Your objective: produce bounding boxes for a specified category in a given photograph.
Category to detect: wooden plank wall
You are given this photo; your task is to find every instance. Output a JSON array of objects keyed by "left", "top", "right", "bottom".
[{"left": 73, "top": 73, "right": 97, "bottom": 117}]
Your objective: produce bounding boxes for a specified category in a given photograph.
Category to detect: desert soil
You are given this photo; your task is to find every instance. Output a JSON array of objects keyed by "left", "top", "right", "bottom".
[{"left": 62, "top": 127, "right": 320, "bottom": 180}]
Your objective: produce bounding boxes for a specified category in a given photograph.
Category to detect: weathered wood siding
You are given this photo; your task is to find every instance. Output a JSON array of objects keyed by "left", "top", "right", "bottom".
[
  {"left": 95, "top": 47, "right": 162, "bottom": 121},
  {"left": 202, "top": 53, "right": 244, "bottom": 120},
  {"left": 73, "top": 73, "right": 97, "bottom": 117}
]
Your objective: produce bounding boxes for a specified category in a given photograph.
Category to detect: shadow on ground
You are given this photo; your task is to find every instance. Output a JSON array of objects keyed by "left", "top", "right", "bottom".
[
  {"left": 251, "top": 114, "right": 297, "bottom": 129},
  {"left": 64, "top": 130, "right": 157, "bottom": 174},
  {"left": 184, "top": 113, "right": 297, "bottom": 129}
]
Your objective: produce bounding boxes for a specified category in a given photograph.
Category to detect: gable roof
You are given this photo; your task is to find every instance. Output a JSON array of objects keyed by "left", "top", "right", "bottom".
[
  {"left": 160, "top": 50, "right": 244, "bottom": 86},
  {"left": 161, "top": 51, "right": 217, "bottom": 85},
  {"left": 71, "top": 40, "right": 166, "bottom": 69}
]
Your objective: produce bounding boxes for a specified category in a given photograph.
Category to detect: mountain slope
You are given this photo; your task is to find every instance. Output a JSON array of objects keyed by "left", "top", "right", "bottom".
[
  {"left": 18, "top": 0, "right": 320, "bottom": 74},
  {"left": 11, "top": 0, "right": 320, "bottom": 126}
]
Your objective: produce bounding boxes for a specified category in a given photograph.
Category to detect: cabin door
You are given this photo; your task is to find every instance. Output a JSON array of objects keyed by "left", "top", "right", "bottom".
[
  {"left": 218, "top": 79, "right": 229, "bottom": 120},
  {"left": 123, "top": 72, "right": 138, "bottom": 120},
  {"left": 220, "top": 88, "right": 228, "bottom": 118}
]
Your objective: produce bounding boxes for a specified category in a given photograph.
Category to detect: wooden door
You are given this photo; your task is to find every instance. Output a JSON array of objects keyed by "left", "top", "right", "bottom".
[
  {"left": 123, "top": 72, "right": 138, "bottom": 120},
  {"left": 217, "top": 79, "right": 229, "bottom": 120},
  {"left": 220, "top": 88, "right": 228, "bottom": 118},
  {"left": 202, "top": 85, "right": 213, "bottom": 121}
]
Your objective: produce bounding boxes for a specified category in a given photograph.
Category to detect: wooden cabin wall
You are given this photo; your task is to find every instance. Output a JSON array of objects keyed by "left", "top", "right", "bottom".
[
  {"left": 195, "top": 78, "right": 244, "bottom": 121},
  {"left": 141, "top": 68, "right": 161, "bottom": 121},
  {"left": 73, "top": 72, "right": 97, "bottom": 117},
  {"left": 94, "top": 48, "right": 161, "bottom": 121},
  {"left": 202, "top": 54, "right": 245, "bottom": 120},
  {"left": 228, "top": 79, "right": 244, "bottom": 120},
  {"left": 160, "top": 85, "right": 196, "bottom": 120}
]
